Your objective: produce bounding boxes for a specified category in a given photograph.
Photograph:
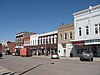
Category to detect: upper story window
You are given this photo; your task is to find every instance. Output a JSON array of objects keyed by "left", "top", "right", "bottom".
[
  {"left": 48, "top": 37, "right": 50, "bottom": 44},
  {"left": 49, "top": 37, "right": 51, "bottom": 44},
  {"left": 95, "top": 24, "right": 98, "bottom": 34},
  {"left": 16, "top": 38, "right": 18, "bottom": 43},
  {"left": 42, "top": 37, "right": 44, "bottom": 44},
  {"left": 99, "top": 24, "right": 100, "bottom": 33},
  {"left": 51, "top": 36, "right": 53, "bottom": 44},
  {"left": 33, "top": 40, "right": 34, "bottom": 45},
  {"left": 31, "top": 41, "right": 32, "bottom": 45},
  {"left": 69, "top": 32, "right": 72, "bottom": 39},
  {"left": 35, "top": 40, "right": 36, "bottom": 45},
  {"left": 64, "top": 33, "right": 67, "bottom": 40},
  {"left": 54, "top": 35, "right": 57, "bottom": 44},
  {"left": 85, "top": 26, "right": 89, "bottom": 35},
  {"left": 60, "top": 34, "right": 62, "bottom": 40},
  {"left": 78, "top": 27, "right": 81, "bottom": 36}
]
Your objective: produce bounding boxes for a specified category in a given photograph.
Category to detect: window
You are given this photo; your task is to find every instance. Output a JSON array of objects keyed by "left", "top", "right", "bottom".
[
  {"left": 31, "top": 41, "right": 32, "bottom": 45},
  {"left": 59, "top": 50, "right": 60, "bottom": 53},
  {"left": 38, "top": 38, "right": 40, "bottom": 45},
  {"left": 79, "top": 27, "right": 81, "bottom": 36},
  {"left": 46, "top": 38, "right": 48, "bottom": 44},
  {"left": 43, "top": 38, "right": 45, "bottom": 44},
  {"left": 16, "top": 39, "right": 18, "bottom": 43},
  {"left": 21, "top": 37, "right": 23, "bottom": 42},
  {"left": 49, "top": 38, "right": 51, "bottom": 44},
  {"left": 51, "top": 36, "right": 53, "bottom": 44},
  {"left": 42, "top": 37, "right": 44, "bottom": 44},
  {"left": 35, "top": 40, "right": 36, "bottom": 45},
  {"left": 33, "top": 40, "right": 34, "bottom": 45},
  {"left": 99, "top": 24, "right": 100, "bottom": 33},
  {"left": 69, "top": 32, "right": 72, "bottom": 39},
  {"left": 95, "top": 24, "right": 98, "bottom": 34},
  {"left": 60, "top": 34, "right": 62, "bottom": 40},
  {"left": 48, "top": 37, "right": 49, "bottom": 44},
  {"left": 64, "top": 50, "right": 66, "bottom": 55},
  {"left": 86, "top": 26, "right": 89, "bottom": 35},
  {"left": 64, "top": 33, "right": 67, "bottom": 40},
  {"left": 54, "top": 35, "right": 57, "bottom": 44},
  {"left": 94, "top": 24, "right": 100, "bottom": 34}
]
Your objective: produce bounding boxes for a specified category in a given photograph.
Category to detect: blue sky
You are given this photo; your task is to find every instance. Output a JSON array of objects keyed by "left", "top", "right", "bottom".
[{"left": 0, "top": 0, "right": 100, "bottom": 41}]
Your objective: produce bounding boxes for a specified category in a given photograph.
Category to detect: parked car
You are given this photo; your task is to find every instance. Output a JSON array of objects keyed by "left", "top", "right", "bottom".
[
  {"left": 51, "top": 53, "right": 59, "bottom": 59},
  {"left": 12, "top": 52, "right": 19, "bottom": 56},
  {"left": 0, "top": 52, "right": 3, "bottom": 58},
  {"left": 80, "top": 51, "right": 93, "bottom": 61},
  {"left": 12, "top": 52, "right": 16, "bottom": 56}
]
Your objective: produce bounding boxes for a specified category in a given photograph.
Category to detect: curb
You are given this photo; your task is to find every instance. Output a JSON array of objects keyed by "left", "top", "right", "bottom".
[
  {"left": 59, "top": 57, "right": 100, "bottom": 62},
  {"left": 33, "top": 56, "right": 100, "bottom": 61}
]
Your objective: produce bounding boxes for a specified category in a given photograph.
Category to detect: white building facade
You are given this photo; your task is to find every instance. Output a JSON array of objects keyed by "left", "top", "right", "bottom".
[
  {"left": 73, "top": 4, "right": 100, "bottom": 57},
  {"left": 30, "top": 34, "right": 39, "bottom": 46},
  {"left": 29, "top": 34, "right": 39, "bottom": 55}
]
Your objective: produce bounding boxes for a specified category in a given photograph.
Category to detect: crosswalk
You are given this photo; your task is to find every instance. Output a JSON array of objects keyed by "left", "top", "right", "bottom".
[{"left": 0, "top": 66, "right": 17, "bottom": 75}]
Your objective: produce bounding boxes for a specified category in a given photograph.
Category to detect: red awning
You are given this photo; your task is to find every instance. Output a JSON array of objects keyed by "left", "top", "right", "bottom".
[{"left": 72, "top": 41, "right": 85, "bottom": 45}]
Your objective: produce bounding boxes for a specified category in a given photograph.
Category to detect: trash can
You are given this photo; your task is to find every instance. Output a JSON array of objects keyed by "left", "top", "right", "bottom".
[{"left": 70, "top": 53, "right": 73, "bottom": 57}]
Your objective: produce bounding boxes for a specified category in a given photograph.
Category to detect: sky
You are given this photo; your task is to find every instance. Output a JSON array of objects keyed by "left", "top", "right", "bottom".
[{"left": 0, "top": 0, "right": 100, "bottom": 41}]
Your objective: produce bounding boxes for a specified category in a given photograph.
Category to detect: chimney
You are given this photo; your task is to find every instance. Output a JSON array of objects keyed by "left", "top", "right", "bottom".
[{"left": 89, "top": 6, "right": 92, "bottom": 10}]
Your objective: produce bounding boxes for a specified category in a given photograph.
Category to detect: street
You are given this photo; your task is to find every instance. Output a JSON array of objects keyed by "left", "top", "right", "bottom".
[{"left": 0, "top": 55, "right": 100, "bottom": 75}]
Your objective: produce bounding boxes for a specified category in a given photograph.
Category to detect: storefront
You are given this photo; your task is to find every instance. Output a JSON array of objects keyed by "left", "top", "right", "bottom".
[{"left": 72, "top": 40, "right": 100, "bottom": 57}]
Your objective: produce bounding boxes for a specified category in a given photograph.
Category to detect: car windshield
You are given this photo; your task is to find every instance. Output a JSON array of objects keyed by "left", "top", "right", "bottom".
[{"left": 84, "top": 51, "right": 92, "bottom": 54}]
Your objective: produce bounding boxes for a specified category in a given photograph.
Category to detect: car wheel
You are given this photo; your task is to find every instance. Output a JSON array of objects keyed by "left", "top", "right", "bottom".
[
  {"left": 80, "top": 57, "right": 83, "bottom": 61},
  {"left": 90, "top": 58, "right": 93, "bottom": 61},
  {"left": 80, "top": 58, "right": 82, "bottom": 61}
]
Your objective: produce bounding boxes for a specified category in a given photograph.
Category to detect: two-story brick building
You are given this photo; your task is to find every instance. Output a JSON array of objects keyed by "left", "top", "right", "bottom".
[
  {"left": 15, "top": 32, "right": 36, "bottom": 49},
  {"left": 7, "top": 41, "right": 16, "bottom": 53},
  {"left": 58, "top": 23, "right": 74, "bottom": 57},
  {"left": 38, "top": 30, "right": 58, "bottom": 56}
]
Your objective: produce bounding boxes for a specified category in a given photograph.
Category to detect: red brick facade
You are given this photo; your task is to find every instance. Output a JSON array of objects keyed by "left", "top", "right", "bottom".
[{"left": 7, "top": 42, "right": 16, "bottom": 53}]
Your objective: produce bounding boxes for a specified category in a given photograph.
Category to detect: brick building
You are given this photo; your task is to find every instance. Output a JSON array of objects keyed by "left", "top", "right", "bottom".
[
  {"left": 58, "top": 23, "right": 74, "bottom": 57},
  {"left": 38, "top": 30, "right": 58, "bottom": 56},
  {"left": 15, "top": 32, "right": 36, "bottom": 49},
  {"left": 7, "top": 41, "right": 16, "bottom": 53}
]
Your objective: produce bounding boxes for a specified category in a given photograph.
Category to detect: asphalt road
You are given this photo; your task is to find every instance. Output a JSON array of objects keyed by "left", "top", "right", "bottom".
[{"left": 0, "top": 55, "right": 100, "bottom": 75}]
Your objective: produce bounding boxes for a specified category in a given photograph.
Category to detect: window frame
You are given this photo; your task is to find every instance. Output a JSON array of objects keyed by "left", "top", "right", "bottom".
[
  {"left": 64, "top": 33, "right": 67, "bottom": 40},
  {"left": 85, "top": 26, "right": 89, "bottom": 35},
  {"left": 69, "top": 32, "right": 72, "bottom": 39},
  {"left": 78, "top": 27, "right": 82, "bottom": 36}
]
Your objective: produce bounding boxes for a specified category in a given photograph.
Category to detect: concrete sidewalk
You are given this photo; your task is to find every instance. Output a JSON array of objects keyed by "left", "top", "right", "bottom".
[{"left": 33, "top": 55, "right": 100, "bottom": 62}]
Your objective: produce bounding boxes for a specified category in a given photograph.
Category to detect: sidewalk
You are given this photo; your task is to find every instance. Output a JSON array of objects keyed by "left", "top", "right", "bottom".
[{"left": 33, "top": 55, "right": 100, "bottom": 62}]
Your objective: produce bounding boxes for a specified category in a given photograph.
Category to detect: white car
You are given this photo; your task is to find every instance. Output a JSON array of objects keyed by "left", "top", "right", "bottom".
[
  {"left": 51, "top": 53, "right": 59, "bottom": 59},
  {"left": 12, "top": 52, "right": 16, "bottom": 56}
]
